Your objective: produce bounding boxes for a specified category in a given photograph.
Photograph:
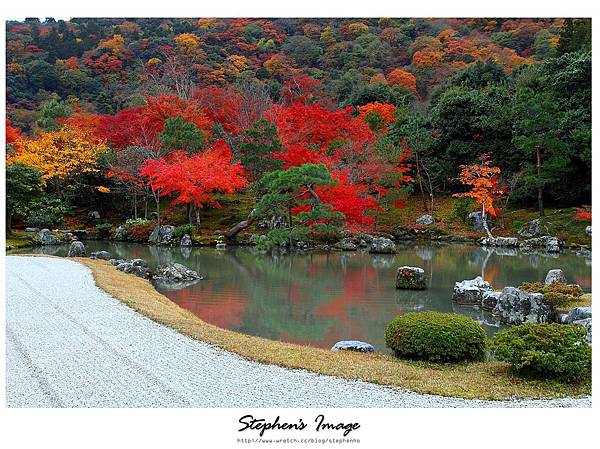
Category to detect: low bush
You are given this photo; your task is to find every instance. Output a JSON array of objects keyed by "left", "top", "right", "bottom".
[
  {"left": 520, "top": 281, "right": 583, "bottom": 297},
  {"left": 489, "top": 323, "right": 591, "bottom": 383},
  {"left": 384, "top": 312, "right": 487, "bottom": 363},
  {"left": 451, "top": 197, "right": 477, "bottom": 225},
  {"left": 173, "top": 223, "right": 195, "bottom": 240},
  {"left": 25, "top": 196, "right": 70, "bottom": 229},
  {"left": 95, "top": 222, "right": 113, "bottom": 238}
]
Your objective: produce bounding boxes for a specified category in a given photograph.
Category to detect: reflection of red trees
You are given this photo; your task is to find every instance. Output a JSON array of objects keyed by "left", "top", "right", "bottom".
[{"left": 165, "top": 286, "right": 247, "bottom": 329}]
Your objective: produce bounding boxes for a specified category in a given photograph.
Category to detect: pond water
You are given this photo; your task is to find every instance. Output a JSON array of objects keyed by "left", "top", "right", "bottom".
[{"left": 14, "top": 241, "right": 591, "bottom": 350}]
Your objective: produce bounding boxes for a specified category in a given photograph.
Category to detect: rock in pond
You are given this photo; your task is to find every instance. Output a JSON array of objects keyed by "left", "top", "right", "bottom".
[
  {"left": 561, "top": 306, "right": 592, "bottom": 324},
  {"left": 216, "top": 243, "right": 227, "bottom": 250},
  {"left": 67, "top": 241, "right": 86, "bottom": 257},
  {"left": 149, "top": 225, "right": 175, "bottom": 245},
  {"left": 334, "top": 238, "right": 357, "bottom": 251},
  {"left": 415, "top": 214, "right": 434, "bottom": 226},
  {"left": 331, "top": 340, "right": 374, "bottom": 353},
  {"left": 520, "top": 235, "right": 562, "bottom": 253},
  {"left": 492, "top": 287, "right": 550, "bottom": 325},
  {"left": 180, "top": 234, "right": 192, "bottom": 247},
  {"left": 396, "top": 266, "right": 427, "bottom": 290},
  {"left": 544, "top": 269, "right": 566, "bottom": 286},
  {"left": 518, "top": 218, "right": 542, "bottom": 238},
  {"left": 482, "top": 291, "right": 501, "bottom": 311},
  {"left": 452, "top": 276, "right": 492, "bottom": 306},
  {"left": 153, "top": 263, "right": 202, "bottom": 283},
  {"left": 369, "top": 237, "right": 396, "bottom": 254},
  {"left": 481, "top": 237, "right": 519, "bottom": 247},
  {"left": 90, "top": 251, "right": 112, "bottom": 260},
  {"left": 36, "top": 229, "right": 61, "bottom": 245}
]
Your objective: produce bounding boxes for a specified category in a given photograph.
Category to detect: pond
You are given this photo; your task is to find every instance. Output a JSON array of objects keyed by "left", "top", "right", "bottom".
[{"left": 13, "top": 241, "right": 591, "bottom": 350}]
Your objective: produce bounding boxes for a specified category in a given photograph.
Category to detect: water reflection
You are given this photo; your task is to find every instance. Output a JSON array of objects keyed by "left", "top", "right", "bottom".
[{"left": 12, "top": 241, "right": 591, "bottom": 350}]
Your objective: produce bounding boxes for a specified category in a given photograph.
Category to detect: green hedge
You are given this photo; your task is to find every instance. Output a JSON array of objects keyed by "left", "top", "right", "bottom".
[
  {"left": 489, "top": 323, "right": 591, "bottom": 383},
  {"left": 384, "top": 312, "right": 487, "bottom": 363}
]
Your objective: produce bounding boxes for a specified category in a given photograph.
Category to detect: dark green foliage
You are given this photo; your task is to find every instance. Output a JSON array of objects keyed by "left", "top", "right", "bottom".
[
  {"left": 255, "top": 164, "right": 345, "bottom": 250},
  {"left": 384, "top": 312, "right": 487, "bottom": 363},
  {"left": 489, "top": 323, "right": 591, "bottom": 383},
  {"left": 173, "top": 223, "right": 195, "bottom": 240},
  {"left": 238, "top": 119, "right": 283, "bottom": 181},
  {"left": 556, "top": 18, "right": 591, "bottom": 56},
  {"left": 24, "top": 196, "right": 70, "bottom": 229},
  {"left": 6, "top": 163, "right": 44, "bottom": 230},
  {"left": 451, "top": 197, "right": 477, "bottom": 225},
  {"left": 159, "top": 115, "right": 205, "bottom": 153},
  {"left": 95, "top": 222, "right": 113, "bottom": 238},
  {"left": 36, "top": 97, "right": 72, "bottom": 131}
]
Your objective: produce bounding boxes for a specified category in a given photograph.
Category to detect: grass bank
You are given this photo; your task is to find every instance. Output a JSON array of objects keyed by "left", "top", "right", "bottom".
[{"left": 69, "top": 257, "right": 590, "bottom": 400}]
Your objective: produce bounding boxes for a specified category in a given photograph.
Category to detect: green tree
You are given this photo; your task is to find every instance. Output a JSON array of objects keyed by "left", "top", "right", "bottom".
[
  {"left": 159, "top": 115, "right": 206, "bottom": 153},
  {"left": 556, "top": 18, "right": 591, "bottom": 56},
  {"left": 6, "top": 163, "right": 44, "bottom": 231},
  {"left": 36, "top": 97, "right": 72, "bottom": 131},
  {"left": 512, "top": 87, "right": 566, "bottom": 217},
  {"left": 238, "top": 119, "right": 283, "bottom": 182},
  {"left": 255, "top": 164, "right": 345, "bottom": 249}
]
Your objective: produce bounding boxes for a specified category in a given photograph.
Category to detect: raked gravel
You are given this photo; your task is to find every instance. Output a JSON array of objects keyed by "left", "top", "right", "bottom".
[{"left": 6, "top": 256, "right": 591, "bottom": 408}]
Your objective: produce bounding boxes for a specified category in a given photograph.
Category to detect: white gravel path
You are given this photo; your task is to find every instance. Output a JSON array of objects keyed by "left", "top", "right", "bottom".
[{"left": 5, "top": 256, "right": 591, "bottom": 408}]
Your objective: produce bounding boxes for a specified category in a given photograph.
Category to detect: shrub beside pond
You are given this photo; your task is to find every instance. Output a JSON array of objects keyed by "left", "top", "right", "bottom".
[
  {"left": 489, "top": 323, "right": 591, "bottom": 383},
  {"left": 520, "top": 281, "right": 585, "bottom": 312},
  {"left": 385, "top": 311, "right": 486, "bottom": 363}
]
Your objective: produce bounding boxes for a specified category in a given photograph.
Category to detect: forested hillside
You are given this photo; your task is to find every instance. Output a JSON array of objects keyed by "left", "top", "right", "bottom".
[{"left": 5, "top": 18, "right": 591, "bottom": 242}]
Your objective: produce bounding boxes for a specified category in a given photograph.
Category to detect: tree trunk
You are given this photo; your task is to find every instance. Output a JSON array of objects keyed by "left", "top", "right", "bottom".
[
  {"left": 482, "top": 202, "right": 493, "bottom": 239},
  {"left": 187, "top": 203, "right": 193, "bottom": 225},
  {"left": 415, "top": 152, "right": 429, "bottom": 213},
  {"left": 536, "top": 146, "right": 544, "bottom": 218},
  {"left": 195, "top": 207, "right": 200, "bottom": 229},
  {"left": 224, "top": 209, "right": 255, "bottom": 239},
  {"left": 7, "top": 207, "right": 13, "bottom": 232}
]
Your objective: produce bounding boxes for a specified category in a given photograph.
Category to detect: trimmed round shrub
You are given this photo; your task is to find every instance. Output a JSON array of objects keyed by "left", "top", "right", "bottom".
[
  {"left": 489, "top": 323, "right": 591, "bottom": 383},
  {"left": 384, "top": 312, "right": 487, "bottom": 363}
]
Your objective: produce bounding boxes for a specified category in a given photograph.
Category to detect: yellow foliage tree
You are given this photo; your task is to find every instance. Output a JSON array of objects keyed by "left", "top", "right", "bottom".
[
  {"left": 12, "top": 126, "right": 108, "bottom": 191},
  {"left": 174, "top": 33, "right": 200, "bottom": 54}
]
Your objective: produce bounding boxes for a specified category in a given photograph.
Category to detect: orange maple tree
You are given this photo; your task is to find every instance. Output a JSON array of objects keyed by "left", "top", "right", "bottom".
[{"left": 452, "top": 153, "right": 504, "bottom": 237}]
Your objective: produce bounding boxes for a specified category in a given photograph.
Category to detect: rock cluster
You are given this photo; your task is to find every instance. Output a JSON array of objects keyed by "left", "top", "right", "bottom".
[
  {"left": 481, "top": 237, "right": 519, "bottom": 247},
  {"left": 35, "top": 229, "right": 61, "bottom": 245},
  {"left": 334, "top": 238, "right": 358, "bottom": 251},
  {"left": 518, "top": 218, "right": 542, "bottom": 238},
  {"left": 153, "top": 263, "right": 203, "bottom": 283},
  {"left": 331, "top": 340, "right": 374, "bottom": 353},
  {"left": 110, "top": 258, "right": 151, "bottom": 279},
  {"left": 520, "top": 235, "right": 562, "bottom": 253},
  {"left": 492, "top": 287, "right": 550, "bottom": 325}
]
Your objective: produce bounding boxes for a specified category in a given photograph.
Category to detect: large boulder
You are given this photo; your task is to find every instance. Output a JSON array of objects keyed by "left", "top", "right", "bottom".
[
  {"left": 396, "top": 266, "right": 427, "bottom": 290},
  {"left": 153, "top": 262, "right": 202, "bottom": 283},
  {"left": 90, "top": 251, "right": 112, "bottom": 260},
  {"left": 334, "top": 238, "right": 357, "bottom": 251},
  {"left": 452, "top": 276, "right": 492, "bottom": 306},
  {"left": 544, "top": 269, "right": 566, "bottom": 286},
  {"left": 331, "top": 340, "right": 374, "bottom": 353},
  {"left": 356, "top": 233, "right": 374, "bottom": 245},
  {"left": 369, "top": 237, "right": 396, "bottom": 254},
  {"left": 67, "top": 240, "right": 86, "bottom": 257},
  {"left": 492, "top": 287, "right": 551, "bottom": 325},
  {"left": 149, "top": 225, "right": 175, "bottom": 245},
  {"left": 36, "top": 229, "right": 61, "bottom": 245},
  {"left": 561, "top": 306, "right": 592, "bottom": 324},
  {"left": 180, "top": 234, "right": 192, "bottom": 247},
  {"left": 518, "top": 218, "right": 542, "bottom": 238},
  {"left": 468, "top": 211, "right": 489, "bottom": 232},
  {"left": 415, "top": 214, "right": 434, "bottom": 226},
  {"left": 481, "top": 237, "right": 519, "bottom": 247}
]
